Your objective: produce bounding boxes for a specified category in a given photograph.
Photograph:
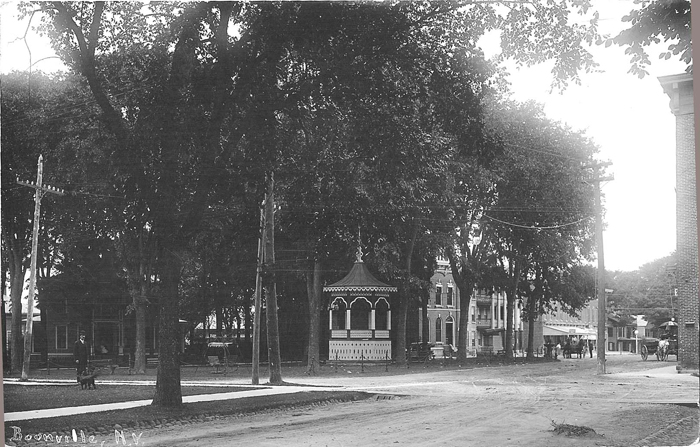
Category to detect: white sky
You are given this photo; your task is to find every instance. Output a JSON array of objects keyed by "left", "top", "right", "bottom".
[{"left": 0, "top": 1, "right": 685, "bottom": 274}]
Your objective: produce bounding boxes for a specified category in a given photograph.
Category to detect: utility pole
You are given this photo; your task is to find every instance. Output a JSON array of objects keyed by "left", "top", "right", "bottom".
[
  {"left": 252, "top": 193, "right": 267, "bottom": 385},
  {"left": 264, "top": 172, "right": 283, "bottom": 384},
  {"left": 17, "top": 155, "right": 64, "bottom": 381},
  {"left": 585, "top": 161, "right": 613, "bottom": 375}
]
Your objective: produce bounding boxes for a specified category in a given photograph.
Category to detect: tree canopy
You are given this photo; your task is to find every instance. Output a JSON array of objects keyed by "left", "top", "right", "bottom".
[
  {"left": 5, "top": 0, "right": 617, "bottom": 404},
  {"left": 611, "top": 0, "right": 691, "bottom": 78}
]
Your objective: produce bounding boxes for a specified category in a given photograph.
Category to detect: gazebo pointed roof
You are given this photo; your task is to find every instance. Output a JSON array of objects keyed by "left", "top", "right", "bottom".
[{"left": 323, "top": 249, "right": 397, "bottom": 294}]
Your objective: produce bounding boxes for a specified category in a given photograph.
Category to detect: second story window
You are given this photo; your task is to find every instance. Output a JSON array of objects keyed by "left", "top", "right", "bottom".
[
  {"left": 435, "top": 284, "right": 442, "bottom": 306},
  {"left": 447, "top": 286, "right": 453, "bottom": 306}
]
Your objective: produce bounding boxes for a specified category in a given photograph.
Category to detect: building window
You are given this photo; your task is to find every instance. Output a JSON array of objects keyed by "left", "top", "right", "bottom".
[
  {"left": 435, "top": 317, "right": 442, "bottom": 343},
  {"left": 471, "top": 307, "right": 475, "bottom": 322},
  {"left": 446, "top": 317, "right": 454, "bottom": 346},
  {"left": 56, "top": 325, "right": 68, "bottom": 350},
  {"left": 435, "top": 284, "right": 442, "bottom": 306},
  {"left": 607, "top": 327, "right": 613, "bottom": 338},
  {"left": 447, "top": 286, "right": 453, "bottom": 307}
]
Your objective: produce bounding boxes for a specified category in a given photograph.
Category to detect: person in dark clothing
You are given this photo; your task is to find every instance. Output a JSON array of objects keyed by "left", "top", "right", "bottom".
[
  {"left": 74, "top": 330, "right": 89, "bottom": 382},
  {"left": 588, "top": 340, "right": 594, "bottom": 358}
]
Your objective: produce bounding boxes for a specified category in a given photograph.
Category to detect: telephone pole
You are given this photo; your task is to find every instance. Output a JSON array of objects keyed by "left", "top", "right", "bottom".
[
  {"left": 17, "top": 155, "right": 64, "bottom": 381},
  {"left": 585, "top": 161, "right": 613, "bottom": 375},
  {"left": 252, "top": 193, "right": 266, "bottom": 385}
]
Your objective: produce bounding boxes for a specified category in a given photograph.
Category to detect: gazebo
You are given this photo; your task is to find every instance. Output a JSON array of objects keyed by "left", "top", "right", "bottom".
[{"left": 324, "top": 250, "right": 397, "bottom": 361}]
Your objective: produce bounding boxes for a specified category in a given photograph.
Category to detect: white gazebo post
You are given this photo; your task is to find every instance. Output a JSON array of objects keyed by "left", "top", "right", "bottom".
[{"left": 370, "top": 309, "right": 376, "bottom": 330}]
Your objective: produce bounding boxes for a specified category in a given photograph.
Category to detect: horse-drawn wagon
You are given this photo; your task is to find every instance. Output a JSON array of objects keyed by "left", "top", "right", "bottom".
[{"left": 640, "top": 320, "right": 677, "bottom": 361}]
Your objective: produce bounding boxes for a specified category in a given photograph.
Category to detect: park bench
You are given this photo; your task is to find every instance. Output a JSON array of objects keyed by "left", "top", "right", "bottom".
[
  {"left": 146, "top": 356, "right": 159, "bottom": 369},
  {"left": 90, "top": 358, "right": 118, "bottom": 374}
]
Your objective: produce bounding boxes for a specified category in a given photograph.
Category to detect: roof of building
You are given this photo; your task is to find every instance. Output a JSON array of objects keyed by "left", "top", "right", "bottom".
[{"left": 323, "top": 260, "right": 397, "bottom": 294}]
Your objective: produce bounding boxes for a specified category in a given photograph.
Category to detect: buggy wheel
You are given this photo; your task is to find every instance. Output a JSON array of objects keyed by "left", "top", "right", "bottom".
[{"left": 641, "top": 345, "right": 648, "bottom": 361}]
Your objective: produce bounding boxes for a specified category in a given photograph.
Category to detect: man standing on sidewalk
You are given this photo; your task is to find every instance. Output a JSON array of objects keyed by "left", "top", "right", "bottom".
[{"left": 74, "top": 330, "right": 89, "bottom": 382}]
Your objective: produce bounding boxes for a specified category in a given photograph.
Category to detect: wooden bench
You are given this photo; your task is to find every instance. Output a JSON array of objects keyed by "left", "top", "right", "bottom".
[
  {"left": 91, "top": 358, "right": 118, "bottom": 374},
  {"left": 207, "top": 355, "right": 223, "bottom": 373}
]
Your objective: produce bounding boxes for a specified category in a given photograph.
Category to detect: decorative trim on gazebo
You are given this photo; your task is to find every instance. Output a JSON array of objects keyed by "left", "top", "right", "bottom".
[{"left": 325, "top": 286, "right": 397, "bottom": 293}]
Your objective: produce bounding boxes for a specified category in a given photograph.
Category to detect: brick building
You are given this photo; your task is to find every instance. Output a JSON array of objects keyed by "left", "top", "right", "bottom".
[
  {"left": 419, "top": 258, "right": 524, "bottom": 357},
  {"left": 659, "top": 73, "right": 699, "bottom": 372}
]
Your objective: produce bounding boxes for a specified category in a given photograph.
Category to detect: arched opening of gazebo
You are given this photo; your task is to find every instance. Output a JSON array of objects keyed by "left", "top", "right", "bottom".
[{"left": 350, "top": 297, "right": 371, "bottom": 330}]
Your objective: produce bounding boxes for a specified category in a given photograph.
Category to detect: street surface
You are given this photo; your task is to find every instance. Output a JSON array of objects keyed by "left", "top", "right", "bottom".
[{"left": 140, "top": 355, "right": 699, "bottom": 446}]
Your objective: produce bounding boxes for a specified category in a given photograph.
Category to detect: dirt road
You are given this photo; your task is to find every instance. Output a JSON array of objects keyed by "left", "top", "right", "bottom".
[{"left": 140, "top": 355, "right": 699, "bottom": 447}]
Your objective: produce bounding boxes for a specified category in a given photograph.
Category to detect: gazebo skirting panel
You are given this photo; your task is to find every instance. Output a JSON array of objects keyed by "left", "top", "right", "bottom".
[{"left": 329, "top": 339, "right": 392, "bottom": 361}]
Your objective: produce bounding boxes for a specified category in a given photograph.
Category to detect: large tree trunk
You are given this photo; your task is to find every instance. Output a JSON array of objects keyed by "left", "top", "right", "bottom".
[
  {"left": 505, "top": 260, "right": 521, "bottom": 360},
  {"left": 264, "top": 175, "right": 283, "bottom": 384},
  {"left": 245, "top": 297, "right": 251, "bottom": 344},
  {"left": 151, "top": 249, "right": 183, "bottom": 407},
  {"left": 447, "top": 249, "right": 473, "bottom": 364},
  {"left": 9, "top": 247, "right": 25, "bottom": 374},
  {"left": 421, "top": 293, "right": 429, "bottom": 343},
  {"left": 395, "top": 220, "right": 420, "bottom": 366},
  {"left": 123, "top": 232, "right": 153, "bottom": 375},
  {"left": 458, "top": 290, "right": 471, "bottom": 362},
  {"left": 526, "top": 295, "right": 537, "bottom": 359},
  {"left": 134, "top": 299, "right": 148, "bottom": 374},
  {"left": 395, "top": 292, "right": 408, "bottom": 365},
  {"left": 306, "top": 258, "right": 322, "bottom": 374}
]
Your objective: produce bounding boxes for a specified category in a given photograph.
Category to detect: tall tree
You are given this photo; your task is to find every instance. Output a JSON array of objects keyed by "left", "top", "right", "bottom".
[
  {"left": 1, "top": 71, "right": 92, "bottom": 374},
  {"left": 484, "top": 100, "right": 597, "bottom": 359},
  {"left": 608, "top": 253, "right": 678, "bottom": 328}
]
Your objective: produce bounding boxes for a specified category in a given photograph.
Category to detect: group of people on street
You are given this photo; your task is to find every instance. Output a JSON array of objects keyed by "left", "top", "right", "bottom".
[
  {"left": 559, "top": 337, "right": 595, "bottom": 358},
  {"left": 547, "top": 337, "right": 595, "bottom": 359}
]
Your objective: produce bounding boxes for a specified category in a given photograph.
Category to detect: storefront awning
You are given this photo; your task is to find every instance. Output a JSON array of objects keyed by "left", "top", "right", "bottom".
[{"left": 543, "top": 325, "right": 596, "bottom": 339}]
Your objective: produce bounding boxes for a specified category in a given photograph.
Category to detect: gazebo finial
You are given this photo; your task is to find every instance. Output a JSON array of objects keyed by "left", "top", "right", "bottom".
[{"left": 356, "top": 227, "right": 363, "bottom": 263}]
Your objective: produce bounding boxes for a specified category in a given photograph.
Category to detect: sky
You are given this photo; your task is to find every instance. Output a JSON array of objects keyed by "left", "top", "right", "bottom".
[
  {"left": 0, "top": 1, "right": 687, "bottom": 274},
  {"left": 483, "top": 1, "right": 684, "bottom": 272}
]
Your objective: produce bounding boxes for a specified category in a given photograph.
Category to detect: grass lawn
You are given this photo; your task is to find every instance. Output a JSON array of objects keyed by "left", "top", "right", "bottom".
[
  {"left": 4, "top": 384, "right": 260, "bottom": 412},
  {"left": 5, "top": 389, "right": 370, "bottom": 441}
]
